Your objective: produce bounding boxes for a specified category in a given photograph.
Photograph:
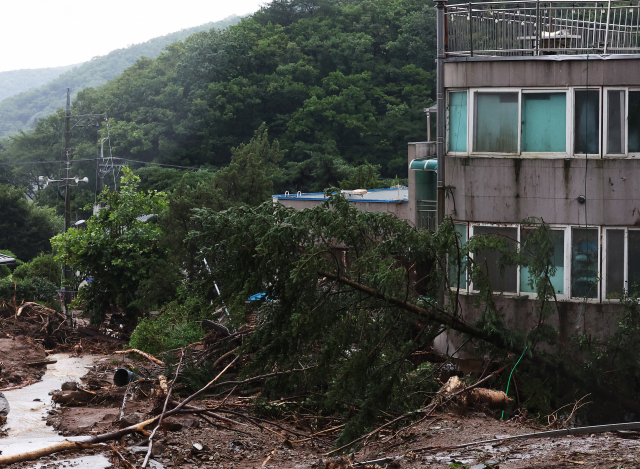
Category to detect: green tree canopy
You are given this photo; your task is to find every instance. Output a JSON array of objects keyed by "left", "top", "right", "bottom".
[
  {"left": 51, "top": 167, "right": 168, "bottom": 322},
  {"left": 0, "top": 184, "right": 61, "bottom": 262}
]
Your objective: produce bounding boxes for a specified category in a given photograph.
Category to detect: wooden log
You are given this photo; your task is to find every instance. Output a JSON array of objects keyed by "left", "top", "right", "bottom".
[{"left": 115, "top": 349, "right": 164, "bottom": 366}]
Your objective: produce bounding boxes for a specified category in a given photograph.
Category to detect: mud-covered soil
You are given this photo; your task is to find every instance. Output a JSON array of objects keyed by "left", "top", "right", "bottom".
[
  {"left": 0, "top": 335, "right": 48, "bottom": 390},
  {"left": 2, "top": 343, "right": 640, "bottom": 468}
]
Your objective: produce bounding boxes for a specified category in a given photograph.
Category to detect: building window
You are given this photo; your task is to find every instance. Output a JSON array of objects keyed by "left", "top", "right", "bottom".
[
  {"left": 521, "top": 93, "right": 566, "bottom": 153},
  {"left": 472, "top": 225, "right": 518, "bottom": 293},
  {"left": 571, "top": 228, "right": 599, "bottom": 298},
  {"left": 520, "top": 228, "right": 565, "bottom": 295},
  {"left": 605, "top": 229, "right": 624, "bottom": 298},
  {"left": 604, "top": 228, "right": 640, "bottom": 298},
  {"left": 449, "top": 223, "right": 467, "bottom": 289},
  {"left": 606, "top": 90, "right": 625, "bottom": 155},
  {"left": 474, "top": 92, "right": 519, "bottom": 153},
  {"left": 574, "top": 90, "right": 600, "bottom": 155},
  {"left": 448, "top": 92, "right": 467, "bottom": 153},
  {"left": 629, "top": 91, "right": 640, "bottom": 153}
]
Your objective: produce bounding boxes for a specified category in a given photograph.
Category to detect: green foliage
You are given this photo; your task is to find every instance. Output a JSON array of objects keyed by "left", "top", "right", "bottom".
[
  {"left": 0, "top": 276, "right": 58, "bottom": 306},
  {"left": 0, "top": 64, "right": 77, "bottom": 102},
  {"left": 0, "top": 16, "right": 242, "bottom": 137},
  {"left": 12, "top": 253, "right": 60, "bottom": 287},
  {"left": 339, "top": 161, "right": 384, "bottom": 190},
  {"left": 0, "top": 184, "right": 62, "bottom": 262},
  {"left": 129, "top": 296, "right": 212, "bottom": 355},
  {"left": 66, "top": 0, "right": 435, "bottom": 181},
  {"left": 51, "top": 167, "right": 168, "bottom": 323}
]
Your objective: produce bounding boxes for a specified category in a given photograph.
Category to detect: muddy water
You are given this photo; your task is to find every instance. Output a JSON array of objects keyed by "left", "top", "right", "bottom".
[{"left": 0, "top": 354, "right": 112, "bottom": 468}]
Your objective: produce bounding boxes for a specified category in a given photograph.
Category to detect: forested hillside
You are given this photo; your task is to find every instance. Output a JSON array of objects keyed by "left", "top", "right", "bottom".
[
  {"left": 0, "top": 64, "right": 78, "bottom": 102},
  {"left": 0, "top": 15, "right": 241, "bottom": 136},
  {"left": 0, "top": 0, "right": 435, "bottom": 221}
]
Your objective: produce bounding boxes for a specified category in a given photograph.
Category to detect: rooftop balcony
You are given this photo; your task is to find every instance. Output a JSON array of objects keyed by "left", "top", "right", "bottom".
[{"left": 446, "top": 1, "right": 640, "bottom": 56}]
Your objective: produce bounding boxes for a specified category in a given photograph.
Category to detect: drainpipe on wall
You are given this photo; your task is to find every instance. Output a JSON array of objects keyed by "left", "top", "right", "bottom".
[{"left": 435, "top": 0, "right": 446, "bottom": 227}]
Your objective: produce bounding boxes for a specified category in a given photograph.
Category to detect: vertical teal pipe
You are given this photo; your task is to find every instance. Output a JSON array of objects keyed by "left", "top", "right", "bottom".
[{"left": 501, "top": 346, "right": 528, "bottom": 420}]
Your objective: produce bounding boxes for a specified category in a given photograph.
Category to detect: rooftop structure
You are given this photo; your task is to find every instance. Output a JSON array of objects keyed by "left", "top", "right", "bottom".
[
  {"left": 0, "top": 253, "right": 15, "bottom": 265},
  {"left": 446, "top": 0, "right": 640, "bottom": 57}
]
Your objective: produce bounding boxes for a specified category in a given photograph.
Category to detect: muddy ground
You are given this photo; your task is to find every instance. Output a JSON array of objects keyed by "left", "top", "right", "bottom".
[
  {"left": 2, "top": 340, "right": 640, "bottom": 468},
  {"left": 0, "top": 336, "right": 49, "bottom": 390}
]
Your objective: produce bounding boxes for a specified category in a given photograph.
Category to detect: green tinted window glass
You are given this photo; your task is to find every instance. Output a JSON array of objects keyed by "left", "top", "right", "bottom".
[
  {"left": 449, "top": 224, "right": 467, "bottom": 289},
  {"left": 629, "top": 91, "right": 640, "bottom": 153},
  {"left": 473, "top": 226, "right": 518, "bottom": 293},
  {"left": 628, "top": 231, "right": 640, "bottom": 295},
  {"left": 574, "top": 90, "right": 599, "bottom": 155},
  {"left": 607, "top": 90, "right": 625, "bottom": 155},
  {"left": 522, "top": 93, "right": 566, "bottom": 152},
  {"left": 449, "top": 92, "right": 467, "bottom": 152},
  {"left": 606, "top": 229, "right": 624, "bottom": 298},
  {"left": 571, "top": 228, "right": 599, "bottom": 298},
  {"left": 521, "top": 229, "right": 565, "bottom": 294},
  {"left": 474, "top": 93, "right": 518, "bottom": 153}
]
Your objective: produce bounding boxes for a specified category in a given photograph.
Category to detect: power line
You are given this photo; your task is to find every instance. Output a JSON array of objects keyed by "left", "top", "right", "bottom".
[{"left": 0, "top": 157, "right": 216, "bottom": 171}]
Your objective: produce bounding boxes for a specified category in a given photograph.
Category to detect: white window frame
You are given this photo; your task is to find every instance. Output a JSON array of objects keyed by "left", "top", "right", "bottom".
[
  {"left": 446, "top": 89, "right": 469, "bottom": 156},
  {"left": 603, "top": 88, "right": 628, "bottom": 157},
  {"left": 569, "top": 225, "right": 601, "bottom": 302},
  {"left": 469, "top": 88, "right": 522, "bottom": 156},
  {"left": 520, "top": 89, "right": 571, "bottom": 158},
  {"left": 572, "top": 87, "right": 602, "bottom": 158}
]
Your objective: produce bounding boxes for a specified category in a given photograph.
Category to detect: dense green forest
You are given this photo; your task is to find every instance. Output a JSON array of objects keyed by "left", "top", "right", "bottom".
[
  {"left": 0, "top": 0, "right": 435, "bottom": 219},
  {"left": 0, "top": 15, "right": 241, "bottom": 136},
  {"left": 0, "top": 64, "right": 78, "bottom": 102}
]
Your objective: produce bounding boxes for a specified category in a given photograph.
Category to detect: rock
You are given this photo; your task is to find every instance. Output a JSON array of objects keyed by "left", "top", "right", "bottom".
[
  {"left": 129, "top": 446, "right": 149, "bottom": 454},
  {"left": 148, "top": 460, "right": 164, "bottom": 469},
  {"left": 61, "top": 381, "right": 79, "bottom": 391},
  {"left": 193, "top": 443, "right": 203, "bottom": 452},
  {"left": 51, "top": 390, "right": 93, "bottom": 406},
  {"left": 0, "top": 392, "right": 9, "bottom": 416},
  {"left": 161, "top": 417, "right": 182, "bottom": 432},
  {"left": 181, "top": 418, "right": 200, "bottom": 429},
  {"left": 119, "top": 412, "right": 146, "bottom": 429},
  {"left": 8, "top": 374, "right": 22, "bottom": 384}
]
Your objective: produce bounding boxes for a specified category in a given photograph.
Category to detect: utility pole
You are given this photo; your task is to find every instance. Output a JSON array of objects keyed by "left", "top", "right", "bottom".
[
  {"left": 435, "top": 0, "right": 446, "bottom": 228},
  {"left": 64, "top": 88, "right": 72, "bottom": 325},
  {"left": 59, "top": 88, "right": 105, "bottom": 324}
]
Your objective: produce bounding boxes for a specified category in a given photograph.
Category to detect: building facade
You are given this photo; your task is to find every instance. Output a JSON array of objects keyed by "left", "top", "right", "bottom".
[{"left": 419, "top": 0, "right": 640, "bottom": 347}]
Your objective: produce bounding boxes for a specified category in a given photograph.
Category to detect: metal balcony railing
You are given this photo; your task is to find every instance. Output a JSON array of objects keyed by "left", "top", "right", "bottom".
[
  {"left": 446, "top": 1, "right": 640, "bottom": 56},
  {"left": 417, "top": 200, "right": 438, "bottom": 230}
]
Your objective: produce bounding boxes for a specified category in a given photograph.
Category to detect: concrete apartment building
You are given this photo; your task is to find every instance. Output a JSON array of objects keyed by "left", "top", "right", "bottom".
[
  {"left": 419, "top": 0, "right": 640, "bottom": 346},
  {"left": 275, "top": 1, "right": 640, "bottom": 348}
]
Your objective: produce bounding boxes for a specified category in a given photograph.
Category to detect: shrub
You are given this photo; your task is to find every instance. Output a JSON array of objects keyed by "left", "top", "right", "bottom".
[
  {"left": 12, "top": 254, "right": 60, "bottom": 286},
  {"left": 129, "top": 296, "right": 213, "bottom": 355},
  {"left": 0, "top": 277, "right": 59, "bottom": 308}
]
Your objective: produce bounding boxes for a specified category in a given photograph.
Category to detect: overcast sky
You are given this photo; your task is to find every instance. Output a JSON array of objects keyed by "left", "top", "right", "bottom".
[{"left": 0, "top": 0, "right": 266, "bottom": 72}]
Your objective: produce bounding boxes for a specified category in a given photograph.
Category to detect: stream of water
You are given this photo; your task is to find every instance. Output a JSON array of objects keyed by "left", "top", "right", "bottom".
[{"left": 0, "top": 354, "right": 112, "bottom": 468}]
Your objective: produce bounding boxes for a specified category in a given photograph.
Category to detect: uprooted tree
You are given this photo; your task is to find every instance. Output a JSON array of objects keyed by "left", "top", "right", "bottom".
[{"left": 177, "top": 192, "right": 640, "bottom": 441}]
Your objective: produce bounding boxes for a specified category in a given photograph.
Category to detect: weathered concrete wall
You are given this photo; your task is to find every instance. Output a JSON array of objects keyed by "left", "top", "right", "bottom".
[
  {"left": 276, "top": 198, "right": 411, "bottom": 219},
  {"left": 445, "top": 157, "right": 640, "bottom": 226},
  {"left": 436, "top": 295, "right": 622, "bottom": 357},
  {"left": 444, "top": 56, "right": 640, "bottom": 88}
]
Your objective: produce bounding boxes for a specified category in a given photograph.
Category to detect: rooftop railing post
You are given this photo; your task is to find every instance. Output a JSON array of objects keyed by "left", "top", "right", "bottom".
[
  {"left": 604, "top": 0, "right": 612, "bottom": 53},
  {"left": 469, "top": 2, "right": 474, "bottom": 57},
  {"left": 435, "top": 0, "right": 446, "bottom": 228},
  {"left": 536, "top": 0, "right": 541, "bottom": 55}
]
